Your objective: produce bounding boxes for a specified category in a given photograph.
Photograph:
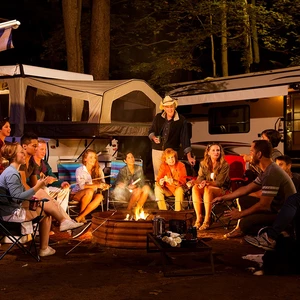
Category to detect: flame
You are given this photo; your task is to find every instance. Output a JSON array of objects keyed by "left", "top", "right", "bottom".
[
  {"left": 135, "top": 208, "right": 149, "bottom": 221},
  {"left": 124, "top": 208, "right": 149, "bottom": 221}
]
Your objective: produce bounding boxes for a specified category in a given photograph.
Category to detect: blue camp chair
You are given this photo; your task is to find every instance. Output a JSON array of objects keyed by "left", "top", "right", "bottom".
[{"left": 57, "top": 160, "right": 104, "bottom": 214}]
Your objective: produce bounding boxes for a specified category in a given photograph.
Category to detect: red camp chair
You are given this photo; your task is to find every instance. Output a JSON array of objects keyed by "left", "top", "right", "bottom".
[{"left": 211, "top": 155, "right": 248, "bottom": 229}]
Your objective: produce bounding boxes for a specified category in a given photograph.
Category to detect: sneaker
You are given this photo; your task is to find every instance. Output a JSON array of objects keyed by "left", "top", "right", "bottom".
[
  {"left": 60, "top": 219, "right": 84, "bottom": 232},
  {"left": 244, "top": 232, "right": 276, "bottom": 251},
  {"left": 39, "top": 246, "right": 56, "bottom": 257},
  {"left": 72, "top": 222, "right": 92, "bottom": 239}
]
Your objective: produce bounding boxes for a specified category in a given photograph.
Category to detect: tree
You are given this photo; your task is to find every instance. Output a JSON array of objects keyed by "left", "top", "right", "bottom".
[
  {"left": 62, "top": 0, "right": 84, "bottom": 73},
  {"left": 89, "top": 0, "right": 110, "bottom": 79}
]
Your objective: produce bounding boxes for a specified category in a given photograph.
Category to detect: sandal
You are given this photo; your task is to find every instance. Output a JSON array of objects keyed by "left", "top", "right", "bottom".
[
  {"left": 224, "top": 228, "right": 243, "bottom": 238},
  {"left": 194, "top": 221, "right": 201, "bottom": 229},
  {"left": 194, "top": 215, "right": 204, "bottom": 229},
  {"left": 199, "top": 222, "right": 210, "bottom": 230}
]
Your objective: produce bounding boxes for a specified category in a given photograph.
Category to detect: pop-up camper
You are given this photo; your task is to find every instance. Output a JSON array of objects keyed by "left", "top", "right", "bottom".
[
  {"left": 0, "top": 64, "right": 162, "bottom": 171},
  {"left": 168, "top": 66, "right": 300, "bottom": 167}
]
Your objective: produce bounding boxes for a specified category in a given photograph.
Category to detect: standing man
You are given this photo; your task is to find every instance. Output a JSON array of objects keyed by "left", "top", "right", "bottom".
[{"left": 149, "top": 95, "right": 195, "bottom": 180}]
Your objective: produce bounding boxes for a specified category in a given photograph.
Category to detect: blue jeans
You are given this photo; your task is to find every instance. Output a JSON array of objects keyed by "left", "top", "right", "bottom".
[{"left": 268, "top": 193, "right": 300, "bottom": 240}]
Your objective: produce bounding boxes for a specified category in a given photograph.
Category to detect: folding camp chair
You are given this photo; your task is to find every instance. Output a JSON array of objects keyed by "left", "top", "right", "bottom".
[
  {"left": 211, "top": 155, "right": 248, "bottom": 229},
  {"left": 0, "top": 188, "right": 48, "bottom": 261}
]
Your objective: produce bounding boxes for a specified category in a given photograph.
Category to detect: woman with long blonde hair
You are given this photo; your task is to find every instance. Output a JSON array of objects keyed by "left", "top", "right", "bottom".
[{"left": 192, "top": 143, "right": 230, "bottom": 230}]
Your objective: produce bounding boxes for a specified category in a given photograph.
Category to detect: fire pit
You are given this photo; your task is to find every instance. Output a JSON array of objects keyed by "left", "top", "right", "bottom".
[{"left": 91, "top": 210, "right": 194, "bottom": 249}]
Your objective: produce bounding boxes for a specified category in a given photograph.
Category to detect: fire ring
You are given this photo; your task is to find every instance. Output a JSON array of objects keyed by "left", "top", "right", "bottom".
[{"left": 91, "top": 210, "right": 194, "bottom": 249}]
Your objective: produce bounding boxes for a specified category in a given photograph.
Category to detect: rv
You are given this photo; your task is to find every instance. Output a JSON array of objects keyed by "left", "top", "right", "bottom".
[
  {"left": 169, "top": 66, "right": 300, "bottom": 169},
  {"left": 0, "top": 64, "right": 161, "bottom": 176}
]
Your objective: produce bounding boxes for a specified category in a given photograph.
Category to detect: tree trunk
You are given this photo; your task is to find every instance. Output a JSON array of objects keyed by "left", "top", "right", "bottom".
[
  {"left": 221, "top": 0, "right": 228, "bottom": 76},
  {"left": 210, "top": 15, "right": 216, "bottom": 77},
  {"left": 250, "top": 0, "right": 260, "bottom": 70},
  {"left": 242, "top": 0, "right": 252, "bottom": 73},
  {"left": 89, "top": 0, "right": 110, "bottom": 80},
  {"left": 62, "top": 0, "right": 84, "bottom": 73}
]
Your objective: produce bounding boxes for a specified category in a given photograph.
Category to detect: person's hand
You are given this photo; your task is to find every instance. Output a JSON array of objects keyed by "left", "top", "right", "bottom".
[
  {"left": 224, "top": 208, "right": 241, "bottom": 220},
  {"left": 240, "top": 154, "right": 251, "bottom": 163},
  {"left": 152, "top": 136, "right": 161, "bottom": 144},
  {"left": 128, "top": 184, "right": 136, "bottom": 190},
  {"left": 198, "top": 180, "right": 206, "bottom": 189},
  {"left": 48, "top": 176, "right": 58, "bottom": 184},
  {"left": 212, "top": 195, "right": 224, "bottom": 204},
  {"left": 186, "top": 180, "right": 194, "bottom": 189},
  {"left": 167, "top": 177, "right": 173, "bottom": 184},
  {"left": 159, "top": 178, "right": 165, "bottom": 185},
  {"left": 36, "top": 176, "right": 51, "bottom": 189},
  {"left": 188, "top": 156, "right": 196, "bottom": 166},
  {"left": 61, "top": 181, "right": 70, "bottom": 189}
]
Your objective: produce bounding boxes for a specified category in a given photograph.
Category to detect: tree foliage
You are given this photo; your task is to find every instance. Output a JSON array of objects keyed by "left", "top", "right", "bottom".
[{"left": 39, "top": 0, "right": 300, "bottom": 91}]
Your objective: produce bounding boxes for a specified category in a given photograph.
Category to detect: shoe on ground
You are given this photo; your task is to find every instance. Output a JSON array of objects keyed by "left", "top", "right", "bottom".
[
  {"left": 72, "top": 222, "right": 92, "bottom": 239},
  {"left": 60, "top": 219, "right": 84, "bottom": 232},
  {"left": 244, "top": 232, "right": 276, "bottom": 251},
  {"left": 224, "top": 228, "right": 244, "bottom": 238},
  {"left": 39, "top": 246, "right": 56, "bottom": 257}
]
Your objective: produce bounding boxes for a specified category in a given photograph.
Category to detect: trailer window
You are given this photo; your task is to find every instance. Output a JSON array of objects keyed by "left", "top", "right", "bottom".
[
  {"left": 209, "top": 105, "right": 250, "bottom": 134},
  {"left": 25, "top": 86, "right": 89, "bottom": 122}
]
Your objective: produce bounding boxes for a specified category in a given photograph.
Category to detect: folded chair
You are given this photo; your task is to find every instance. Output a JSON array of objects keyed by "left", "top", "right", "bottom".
[
  {"left": 0, "top": 188, "right": 48, "bottom": 261},
  {"left": 211, "top": 155, "right": 248, "bottom": 229}
]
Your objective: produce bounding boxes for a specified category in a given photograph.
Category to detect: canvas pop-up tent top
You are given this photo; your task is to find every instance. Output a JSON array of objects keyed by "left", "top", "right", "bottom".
[
  {"left": 0, "top": 64, "right": 162, "bottom": 172},
  {"left": 0, "top": 64, "right": 161, "bottom": 138}
]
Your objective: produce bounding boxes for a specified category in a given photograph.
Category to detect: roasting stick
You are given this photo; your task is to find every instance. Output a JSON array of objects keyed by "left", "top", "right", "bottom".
[
  {"left": 65, "top": 210, "right": 117, "bottom": 255},
  {"left": 128, "top": 178, "right": 141, "bottom": 192},
  {"left": 92, "top": 175, "right": 114, "bottom": 181}
]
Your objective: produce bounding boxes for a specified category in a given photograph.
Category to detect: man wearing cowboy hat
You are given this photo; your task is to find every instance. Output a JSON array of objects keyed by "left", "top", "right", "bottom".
[{"left": 149, "top": 95, "right": 195, "bottom": 180}]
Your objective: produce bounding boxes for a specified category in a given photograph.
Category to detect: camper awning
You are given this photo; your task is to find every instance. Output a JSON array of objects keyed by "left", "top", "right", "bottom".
[{"left": 177, "top": 85, "right": 289, "bottom": 105}]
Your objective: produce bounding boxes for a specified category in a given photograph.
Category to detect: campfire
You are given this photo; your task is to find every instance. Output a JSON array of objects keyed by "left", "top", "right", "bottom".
[
  {"left": 124, "top": 208, "right": 149, "bottom": 221},
  {"left": 91, "top": 210, "right": 194, "bottom": 249}
]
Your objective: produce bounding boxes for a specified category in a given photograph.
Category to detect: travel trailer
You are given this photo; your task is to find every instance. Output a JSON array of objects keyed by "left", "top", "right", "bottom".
[
  {"left": 0, "top": 64, "right": 162, "bottom": 174},
  {"left": 168, "top": 66, "right": 300, "bottom": 168}
]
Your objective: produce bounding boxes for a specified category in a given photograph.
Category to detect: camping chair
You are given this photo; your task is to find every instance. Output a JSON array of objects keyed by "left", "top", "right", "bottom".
[
  {"left": 57, "top": 160, "right": 104, "bottom": 216},
  {"left": 107, "top": 158, "right": 143, "bottom": 210},
  {"left": 211, "top": 155, "right": 248, "bottom": 229},
  {"left": 0, "top": 188, "right": 48, "bottom": 261}
]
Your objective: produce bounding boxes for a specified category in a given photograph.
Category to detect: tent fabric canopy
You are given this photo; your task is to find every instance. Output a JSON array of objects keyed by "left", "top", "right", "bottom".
[{"left": 0, "top": 64, "right": 161, "bottom": 137}]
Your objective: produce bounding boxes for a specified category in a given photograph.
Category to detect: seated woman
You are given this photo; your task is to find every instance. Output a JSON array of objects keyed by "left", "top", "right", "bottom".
[
  {"left": 192, "top": 143, "right": 230, "bottom": 230},
  {"left": 71, "top": 149, "right": 109, "bottom": 223},
  {"left": 113, "top": 152, "right": 150, "bottom": 215},
  {"left": 0, "top": 143, "right": 83, "bottom": 257},
  {"left": 155, "top": 148, "right": 187, "bottom": 211}
]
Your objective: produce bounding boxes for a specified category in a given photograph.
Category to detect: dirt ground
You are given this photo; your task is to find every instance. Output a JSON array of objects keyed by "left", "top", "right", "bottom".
[{"left": 1, "top": 214, "right": 300, "bottom": 300}]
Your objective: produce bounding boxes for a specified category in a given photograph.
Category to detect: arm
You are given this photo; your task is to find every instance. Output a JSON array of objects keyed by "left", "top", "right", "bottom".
[
  {"left": 213, "top": 182, "right": 261, "bottom": 203},
  {"left": 148, "top": 114, "right": 161, "bottom": 144},
  {"left": 213, "top": 163, "right": 230, "bottom": 187},
  {"left": 176, "top": 162, "right": 187, "bottom": 186},
  {"left": 19, "top": 170, "right": 31, "bottom": 191},
  {"left": 225, "top": 195, "right": 274, "bottom": 220},
  {"left": 180, "top": 119, "right": 195, "bottom": 166}
]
